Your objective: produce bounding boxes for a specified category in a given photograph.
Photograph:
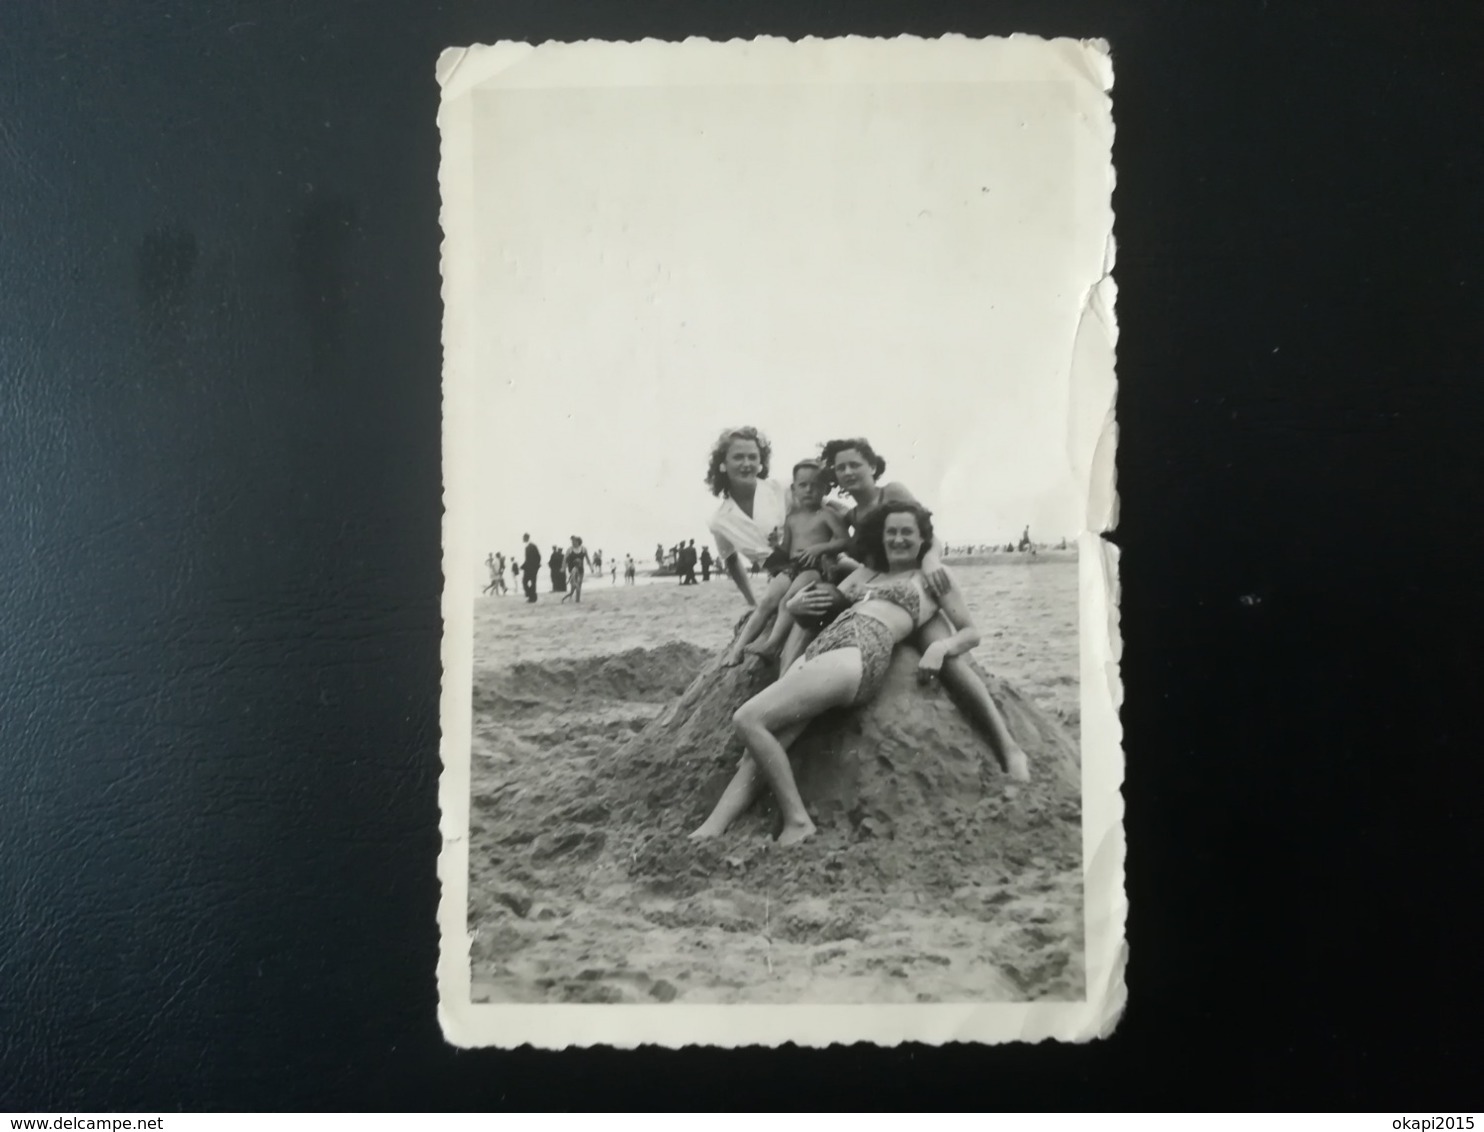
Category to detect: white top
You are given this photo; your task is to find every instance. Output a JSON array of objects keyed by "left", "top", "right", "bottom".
[{"left": 708, "top": 476, "right": 789, "bottom": 566}]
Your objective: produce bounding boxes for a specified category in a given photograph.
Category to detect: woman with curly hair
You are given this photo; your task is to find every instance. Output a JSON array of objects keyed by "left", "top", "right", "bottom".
[
  {"left": 703, "top": 425, "right": 791, "bottom": 608},
  {"left": 691, "top": 502, "right": 979, "bottom": 846},
  {"left": 799, "top": 436, "right": 1030, "bottom": 782}
]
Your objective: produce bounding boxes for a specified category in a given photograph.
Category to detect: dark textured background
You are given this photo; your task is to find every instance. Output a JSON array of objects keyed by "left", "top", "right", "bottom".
[{"left": 1, "top": 0, "right": 1479, "bottom": 1110}]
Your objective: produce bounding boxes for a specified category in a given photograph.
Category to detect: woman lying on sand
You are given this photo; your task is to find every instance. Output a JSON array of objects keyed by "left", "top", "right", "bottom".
[
  {"left": 809, "top": 437, "right": 1031, "bottom": 782},
  {"left": 692, "top": 502, "right": 976, "bottom": 846}
]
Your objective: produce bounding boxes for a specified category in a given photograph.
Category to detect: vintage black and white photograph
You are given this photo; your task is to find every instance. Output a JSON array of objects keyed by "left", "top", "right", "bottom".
[{"left": 437, "top": 34, "right": 1123, "bottom": 1047}]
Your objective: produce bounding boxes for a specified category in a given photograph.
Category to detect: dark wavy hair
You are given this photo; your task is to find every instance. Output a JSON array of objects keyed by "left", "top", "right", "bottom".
[
  {"left": 705, "top": 426, "right": 773, "bottom": 497},
  {"left": 856, "top": 501, "right": 935, "bottom": 571},
  {"left": 816, "top": 437, "right": 887, "bottom": 493}
]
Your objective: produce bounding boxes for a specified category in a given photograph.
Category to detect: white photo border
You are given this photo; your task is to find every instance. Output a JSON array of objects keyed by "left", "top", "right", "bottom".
[{"left": 436, "top": 33, "right": 1124, "bottom": 1048}]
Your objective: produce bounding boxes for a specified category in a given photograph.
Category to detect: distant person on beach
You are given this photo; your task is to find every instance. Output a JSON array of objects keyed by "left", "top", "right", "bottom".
[
  {"left": 724, "top": 459, "right": 851, "bottom": 667},
  {"left": 681, "top": 540, "right": 701, "bottom": 585},
  {"left": 692, "top": 503, "right": 979, "bottom": 846},
  {"left": 700, "top": 546, "right": 713, "bottom": 582},
  {"left": 624, "top": 554, "right": 636, "bottom": 584},
  {"left": 655, "top": 544, "right": 665, "bottom": 571},
  {"left": 521, "top": 535, "right": 541, "bottom": 603},
  {"left": 705, "top": 425, "right": 790, "bottom": 608},
  {"left": 548, "top": 546, "right": 566, "bottom": 593},
  {"left": 561, "top": 536, "right": 591, "bottom": 603},
  {"left": 610, "top": 558, "right": 618, "bottom": 584},
  {"left": 483, "top": 553, "right": 503, "bottom": 596},
  {"left": 813, "top": 437, "right": 1028, "bottom": 781},
  {"left": 511, "top": 556, "right": 521, "bottom": 585}
]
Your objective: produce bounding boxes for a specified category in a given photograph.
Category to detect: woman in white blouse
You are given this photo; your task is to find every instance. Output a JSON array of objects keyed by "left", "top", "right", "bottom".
[{"left": 704, "top": 426, "right": 791, "bottom": 608}]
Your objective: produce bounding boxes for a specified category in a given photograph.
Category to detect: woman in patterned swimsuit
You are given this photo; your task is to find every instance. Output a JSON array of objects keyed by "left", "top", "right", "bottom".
[
  {"left": 809, "top": 437, "right": 1030, "bottom": 783},
  {"left": 690, "top": 502, "right": 981, "bottom": 847}
]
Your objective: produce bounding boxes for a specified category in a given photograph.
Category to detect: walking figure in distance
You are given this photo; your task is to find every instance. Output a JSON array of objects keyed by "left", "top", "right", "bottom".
[
  {"left": 561, "top": 536, "right": 591, "bottom": 603},
  {"left": 520, "top": 535, "right": 541, "bottom": 603}
]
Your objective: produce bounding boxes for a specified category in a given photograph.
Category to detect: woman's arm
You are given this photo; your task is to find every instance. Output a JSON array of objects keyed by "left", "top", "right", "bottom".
[
  {"left": 918, "top": 574, "right": 980, "bottom": 674},
  {"left": 723, "top": 552, "right": 758, "bottom": 606},
  {"left": 784, "top": 566, "right": 867, "bottom": 618},
  {"left": 919, "top": 537, "right": 950, "bottom": 597},
  {"left": 816, "top": 508, "right": 853, "bottom": 555}
]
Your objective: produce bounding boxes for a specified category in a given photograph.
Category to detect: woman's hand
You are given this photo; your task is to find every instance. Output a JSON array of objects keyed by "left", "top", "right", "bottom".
[
  {"left": 794, "top": 546, "right": 821, "bottom": 568},
  {"left": 917, "top": 640, "right": 948, "bottom": 685},
  {"left": 920, "top": 549, "right": 950, "bottom": 598},
  {"left": 786, "top": 582, "right": 835, "bottom": 618}
]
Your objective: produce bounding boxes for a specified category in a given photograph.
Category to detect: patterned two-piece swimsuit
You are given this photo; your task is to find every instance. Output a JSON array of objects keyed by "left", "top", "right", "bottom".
[{"left": 801, "top": 572, "right": 933, "bottom": 705}]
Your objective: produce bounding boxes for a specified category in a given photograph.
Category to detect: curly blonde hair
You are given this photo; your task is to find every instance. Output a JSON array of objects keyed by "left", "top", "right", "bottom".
[{"left": 704, "top": 426, "right": 773, "bottom": 497}]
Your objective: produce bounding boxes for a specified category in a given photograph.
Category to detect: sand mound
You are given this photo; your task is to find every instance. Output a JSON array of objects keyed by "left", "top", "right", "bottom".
[
  {"left": 469, "top": 586, "right": 1087, "bottom": 1002},
  {"left": 607, "top": 620, "right": 1082, "bottom": 881},
  {"left": 769, "top": 648, "right": 1081, "bottom": 839},
  {"left": 473, "top": 641, "right": 710, "bottom": 718}
]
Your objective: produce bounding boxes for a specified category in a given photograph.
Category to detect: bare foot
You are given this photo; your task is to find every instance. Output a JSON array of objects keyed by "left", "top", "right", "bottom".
[
  {"left": 689, "top": 822, "right": 725, "bottom": 840},
  {"left": 776, "top": 818, "right": 817, "bottom": 847},
  {"left": 743, "top": 640, "right": 780, "bottom": 662},
  {"left": 1003, "top": 744, "right": 1030, "bottom": 783},
  {"left": 722, "top": 647, "right": 745, "bottom": 668}
]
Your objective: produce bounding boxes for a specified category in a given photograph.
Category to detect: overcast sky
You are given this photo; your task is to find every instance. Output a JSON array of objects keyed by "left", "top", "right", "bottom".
[{"left": 464, "top": 78, "right": 1094, "bottom": 566}]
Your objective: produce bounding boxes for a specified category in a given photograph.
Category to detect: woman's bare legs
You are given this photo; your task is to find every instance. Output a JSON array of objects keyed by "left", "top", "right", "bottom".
[
  {"left": 777, "top": 622, "right": 816, "bottom": 675},
  {"left": 687, "top": 714, "right": 809, "bottom": 840},
  {"left": 744, "top": 571, "right": 820, "bottom": 662},
  {"left": 689, "top": 757, "right": 764, "bottom": 839},
  {"left": 732, "top": 650, "right": 860, "bottom": 844},
  {"left": 690, "top": 652, "right": 858, "bottom": 843},
  {"left": 916, "top": 615, "right": 1030, "bottom": 781}
]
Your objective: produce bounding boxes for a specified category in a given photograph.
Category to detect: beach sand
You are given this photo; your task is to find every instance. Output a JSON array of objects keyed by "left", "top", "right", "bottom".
[{"left": 465, "top": 557, "right": 1083, "bottom": 1004}]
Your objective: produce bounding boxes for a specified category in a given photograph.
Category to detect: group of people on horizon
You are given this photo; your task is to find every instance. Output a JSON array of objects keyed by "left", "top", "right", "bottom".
[
  {"left": 939, "top": 536, "right": 1069, "bottom": 556},
  {"left": 688, "top": 426, "right": 1032, "bottom": 847},
  {"left": 654, "top": 541, "right": 714, "bottom": 582},
  {"left": 490, "top": 538, "right": 639, "bottom": 603},
  {"left": 667, "top": 540, "right": 714, "bottom": 585}
]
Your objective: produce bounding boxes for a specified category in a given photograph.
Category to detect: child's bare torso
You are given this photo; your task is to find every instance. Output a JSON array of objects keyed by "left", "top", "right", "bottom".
[{"left": 786, "top": 508, "right": 837, "bottom": 553}]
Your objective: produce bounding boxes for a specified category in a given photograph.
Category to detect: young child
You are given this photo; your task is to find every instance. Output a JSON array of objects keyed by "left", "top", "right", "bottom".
[{"left": 723, "top": 460, "right": 851, "bottom": 666}]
